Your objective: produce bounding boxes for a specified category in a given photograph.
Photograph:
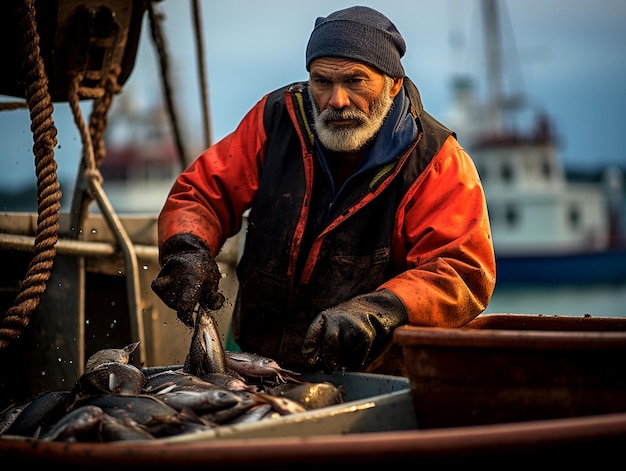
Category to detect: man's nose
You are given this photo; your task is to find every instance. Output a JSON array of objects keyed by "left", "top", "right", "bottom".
[{"left": 328, "top": 85, "right": 350, "bottom": 109}]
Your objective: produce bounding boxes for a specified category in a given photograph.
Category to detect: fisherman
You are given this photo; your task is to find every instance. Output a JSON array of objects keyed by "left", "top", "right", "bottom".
[{"left": 151, "top": 6, "right": 496, "bottom": 376}]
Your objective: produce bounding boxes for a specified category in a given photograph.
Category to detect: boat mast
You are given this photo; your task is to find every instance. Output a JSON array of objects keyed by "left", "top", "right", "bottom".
[{"left": 481, "top": 0, "right": 504, "bottom": 133}]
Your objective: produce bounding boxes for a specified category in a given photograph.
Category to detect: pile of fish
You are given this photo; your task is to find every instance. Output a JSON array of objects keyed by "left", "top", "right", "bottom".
[{"left": 0, "top": 308, "right": 345, "bottom": 442}]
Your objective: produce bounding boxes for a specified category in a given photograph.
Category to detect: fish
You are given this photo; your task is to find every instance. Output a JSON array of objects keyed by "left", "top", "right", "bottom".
[
  {"left": 0, "top": 402, "right": 29, "bottom": 435},
  {"left": 99, "top": 414, "right": 155, "bottom": 442},
  {"left": 81, "top": 395, "right": 211, "bottom": 438},
  {"left": 224, "top": 403, "right": 274, "bottom": 425},
  {"left": 254, "top": 392, "right": 307, "bottom": 415},
  {"left": 143, "top": 369, "right": 220, "bottom": 393},
  {"left": 224, "top": 351, "right": 301, "bottom": 383},
  {"left": 85, "top": 341, "right": 140, "bottom": 373},
  {"left": 156, "top": 388, "right": 241, "bottom": 412},
  {"left": 270, "top": 381, "right": 345, "bottom": 410},
  {"left": 40, "top": 405, "right": 105, "bottom": 441},
  {"left": 183, "top": 307, "right": 227, "bottom": 376},
  {"left": 199, "top": 391, "right": 263, "bottom": 425},
  {"left": 3, "top": 390, "right": 75, "bottom": 438},
  {"left": 199, "top": 372, "right": 254, "bottom": 392},
  {"left": 0, "top": 342, "right": 355, "bottom": 442},
  {"left": 141, "top": 412, "right": 215, "bottom": 438},
  {"left": 74, "top": 394, "right": 181, "bottom": 426},
  {"left": 77, "top": 362, "right": 146, "bottom": 396}
]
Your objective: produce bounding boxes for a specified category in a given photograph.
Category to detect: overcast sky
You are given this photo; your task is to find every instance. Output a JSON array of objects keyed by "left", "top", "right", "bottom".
[{"left": 1, "top": 0, "right": 625, "bottom": 192}]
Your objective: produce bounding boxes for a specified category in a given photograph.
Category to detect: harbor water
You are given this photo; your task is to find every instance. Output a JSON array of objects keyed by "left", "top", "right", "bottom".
[{"left": 485, "top": 282, "right": 626, "bottom": 319}]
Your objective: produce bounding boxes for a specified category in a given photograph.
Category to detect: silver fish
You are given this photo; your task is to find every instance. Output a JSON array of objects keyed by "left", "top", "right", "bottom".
[
  {"left": 99, "top": 414, "right": 155, "bottom": 442},
  {"left": 225, "top": 403, "right": 273, "bottom": 425},
  {"left": 40, "top": 405, "right": 104, "bottom": 441},
  {"left": 85, "top": 341, "right": 140, "bottom": 373},
  {"left": 0, "top": 402, "right": 28, "bottom": 434},
  {"left": 255, "top": 392, "right": 307, "bottom": 415},
  {"left": 156, "top": 388, "right": 241, "bottom": 412},
  {"left": 184, "top": 307, "right": 227, "bottom": 376},
  {"left": 199, "top": 391, "right": 263, "bottom": 425},
  {"left": 141, "top": 412, "right": 215, "bottom": 438},
  {"left": 76, "top": 394, "right": 180, "bottom": 426},
  {"left": 3, "top": 390, "right": 75, "bottom": 438},
  {"left": 143, "top": 369, "right": 219, "bottom": 393},
  {"left": 199, "top": 372, "right": 253, "bottom": 392},
  {"left": 78, "top": 362, "right": 146, "bottom": 396},
  {"left": 272, "top": 381, "right": 345, "bottom": 410},
  {"left": 224, "top": 351, "right": 301, "bottom": 383}
]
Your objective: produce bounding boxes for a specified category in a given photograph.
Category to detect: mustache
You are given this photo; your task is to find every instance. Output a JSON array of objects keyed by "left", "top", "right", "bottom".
[{"left": 318, "top": 108, "right": 366, "bottom": 125}]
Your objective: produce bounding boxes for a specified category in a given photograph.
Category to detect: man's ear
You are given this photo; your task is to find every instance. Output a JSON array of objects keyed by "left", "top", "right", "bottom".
[{"left": 390, "top": 77, "right": 404, "bottom": 97}]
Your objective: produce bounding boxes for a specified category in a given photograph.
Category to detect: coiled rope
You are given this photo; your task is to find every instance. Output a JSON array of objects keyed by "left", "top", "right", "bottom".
[{"left": 0, "top": 0, "right": 62, "bottom": 349}]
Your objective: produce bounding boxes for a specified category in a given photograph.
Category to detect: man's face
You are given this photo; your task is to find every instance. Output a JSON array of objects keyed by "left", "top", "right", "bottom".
[{"left": 308, "top": 57, "right": 403, "bottom": 152}]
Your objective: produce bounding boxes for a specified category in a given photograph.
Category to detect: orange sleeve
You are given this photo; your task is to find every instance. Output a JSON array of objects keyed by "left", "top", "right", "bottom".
[
  {"left": 381, "top": 136, "right": 496, "bottom": 327},
  {"left": 157, "top": 96, "right": 268, "bottom": 256}
]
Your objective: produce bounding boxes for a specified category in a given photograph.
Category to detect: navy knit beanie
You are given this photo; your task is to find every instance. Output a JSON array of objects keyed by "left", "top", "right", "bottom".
[{"left": 305, "top": 6, "right": 406, "bottom": 77}]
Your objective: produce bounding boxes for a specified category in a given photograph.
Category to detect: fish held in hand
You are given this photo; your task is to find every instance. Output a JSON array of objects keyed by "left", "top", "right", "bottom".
[{"left": 184, "top": 306, "right": 227, "bottom": 376}]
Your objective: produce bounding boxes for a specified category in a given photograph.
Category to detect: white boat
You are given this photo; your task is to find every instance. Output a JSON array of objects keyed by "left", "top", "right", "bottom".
[{"left": 445, "top": 0, "right": 626, "bottom": 285}]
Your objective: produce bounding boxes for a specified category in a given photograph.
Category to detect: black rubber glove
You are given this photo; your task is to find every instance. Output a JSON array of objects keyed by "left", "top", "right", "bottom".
[
  {"left": 301, "top": 289, "right": 408, "bottom": 373},
  {"left": 151, "top": 233, "right": 225, "bottom": 327}
]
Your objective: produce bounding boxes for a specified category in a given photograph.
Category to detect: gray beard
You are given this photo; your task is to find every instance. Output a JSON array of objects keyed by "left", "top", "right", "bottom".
[{"left": 309, "top": 79, "right": 395, "bottom": 153}]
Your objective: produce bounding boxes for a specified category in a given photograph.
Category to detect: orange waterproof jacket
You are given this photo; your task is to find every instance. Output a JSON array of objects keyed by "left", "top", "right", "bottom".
[{"left": 158, "top": 78, "right": 496, "bottom": 367}]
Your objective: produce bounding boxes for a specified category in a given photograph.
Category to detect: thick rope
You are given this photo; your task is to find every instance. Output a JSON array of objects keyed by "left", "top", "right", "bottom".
[
  {"left": 0, "top": 0, "right": 62, "bottom": 349},
  {"left": 0, "top": 102, "right": 28, "bottom": 111},
  {"left": 89, "top": 65, "right": 122, "bottom": 168}
]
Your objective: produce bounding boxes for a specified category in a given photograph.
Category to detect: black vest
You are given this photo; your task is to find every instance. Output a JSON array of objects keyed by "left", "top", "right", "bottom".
[{"left": 232, "top": 78, "right": 453, "bottom": 368}]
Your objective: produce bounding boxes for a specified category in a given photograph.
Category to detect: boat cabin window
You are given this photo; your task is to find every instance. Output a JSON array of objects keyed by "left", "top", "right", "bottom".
[
  {"left": 568, "top": 204, "right": 581, "bottom": 228},
  {"left": 505, "top": 205, "right": 519, "bottom": 227},
  {"left": 501, "top": 162, "right": 514, "bottom": 184}
]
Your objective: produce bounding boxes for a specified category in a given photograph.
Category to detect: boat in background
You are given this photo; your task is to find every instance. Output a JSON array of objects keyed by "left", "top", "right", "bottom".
[{"left": 446, "top": 0, "right": 626, "bottom": 285}]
